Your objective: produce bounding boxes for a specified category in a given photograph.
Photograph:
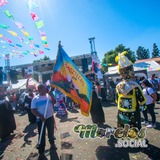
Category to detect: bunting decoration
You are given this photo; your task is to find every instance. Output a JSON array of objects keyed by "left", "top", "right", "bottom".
[
  {"left": 0, "top": 0, "right": 50, "bottom": 60},
  {"left": 0, "top": 23, "right": 9, "bottom": 29},
  {"left": 25, "top": 0, "right": 50, "bottom": 50},
  {"left": 35, "top": 20, "right": 44, "bottom": 29},
  {"left": 25, "top": 0, "right": 38, "bottom": 11},
  {"left": 3, "top": 10, "right": 14, "bottom": 19},
  {"left": 31, "top": 12, "right": 38, "bottom": 21},
  {"left": 51, "top": 44, "right": 92, "bottom": 117},
  {"left": 0, "top": 9, "right": 46, "bottom": 58},
  {"left": 14, "top": 21, "right": 24, "bottom": 29},
  {"left": 7, "top": 30, "right": 17, "bottom": 37},
  {"left": 0, "top": 0, "right": 8, "bottom": 7}
]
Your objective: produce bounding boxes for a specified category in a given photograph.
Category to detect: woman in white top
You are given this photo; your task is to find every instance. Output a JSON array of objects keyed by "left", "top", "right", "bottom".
[{"left": 141, "top": 79, "right": 157, "bottom": 128}]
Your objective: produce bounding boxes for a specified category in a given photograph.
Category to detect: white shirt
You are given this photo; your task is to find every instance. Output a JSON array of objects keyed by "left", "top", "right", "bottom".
[
  {"left": 142, "top": 87, "right": 154, "bottom": 105},
  {"left": 31, "top": 94, "right": 54, "bottom": 119}
]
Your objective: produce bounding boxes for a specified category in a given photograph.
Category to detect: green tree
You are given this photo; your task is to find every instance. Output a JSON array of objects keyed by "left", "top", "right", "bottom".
[
  {"left": 136, "top": 46, "right": 150, "bottom": 60},
  {"left": 102, "top": 44, "right": 136, "bottom": 69},
  {"left": 151, "top": 43, "right": 159, "bottom": 58},
  {"left": 33, "top": 56, "right": 50, "bottom": 63}
]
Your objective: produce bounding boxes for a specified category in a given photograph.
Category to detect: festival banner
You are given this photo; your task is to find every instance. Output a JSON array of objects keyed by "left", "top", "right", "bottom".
[{"left": 51, "top": 44, "right": 93, "bottom": 116}]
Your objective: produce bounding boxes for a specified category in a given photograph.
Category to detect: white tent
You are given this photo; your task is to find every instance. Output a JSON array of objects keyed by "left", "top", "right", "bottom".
[
  {"left": 7, "top": 78, "right": 39, "bottom": 92},
  {"left": 108, "top": 61, "right": 160, "bottom": 77},
  {"left": 134, "top": 61, "right": 160, "bottom": 77}
]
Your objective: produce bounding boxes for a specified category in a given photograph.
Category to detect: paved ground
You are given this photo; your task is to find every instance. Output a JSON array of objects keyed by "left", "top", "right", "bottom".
[{"left": 0, "top": 101, "right": 160, "bottom": 160}]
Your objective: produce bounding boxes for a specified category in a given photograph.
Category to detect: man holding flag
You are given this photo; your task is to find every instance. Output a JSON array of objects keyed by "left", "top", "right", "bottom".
[{"left": 31, "top": 42, "right": 93, "bottom": 159}]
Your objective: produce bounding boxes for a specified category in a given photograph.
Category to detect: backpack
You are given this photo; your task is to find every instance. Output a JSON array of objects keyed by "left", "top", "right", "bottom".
[{"left": 146, "top": 88, "right": 159, "bottom": 102}]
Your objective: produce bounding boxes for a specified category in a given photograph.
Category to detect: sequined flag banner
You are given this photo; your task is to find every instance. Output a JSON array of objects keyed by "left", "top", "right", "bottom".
[{"left": 51, "top": 44, "right": 93, "bottom": 117}]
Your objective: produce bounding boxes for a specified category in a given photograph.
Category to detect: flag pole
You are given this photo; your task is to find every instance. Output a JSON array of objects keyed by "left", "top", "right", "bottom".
[
  {"left": 38, "top": 41, "right": 61, "bottom": 147},
  {"left": 37, "top": 95, "right": 49, "bottom": 146}
]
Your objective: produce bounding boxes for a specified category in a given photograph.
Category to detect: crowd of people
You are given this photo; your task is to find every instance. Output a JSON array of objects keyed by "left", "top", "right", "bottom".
[
  {"left": 0, "top": 82, "right": 82, "bottom": 159},
  {"left": 0, "top": 53, "right": 160, "bottom": 159}
]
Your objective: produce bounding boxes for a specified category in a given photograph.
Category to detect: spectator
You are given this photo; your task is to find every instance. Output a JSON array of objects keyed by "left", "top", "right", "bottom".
[
  {"left": 0, "top": 86, "right": 16, "bottom": 141},
  {"left": 90, "top": 83, "right": 105, "bottom": 126},
  {"left": 135, "top": 76, "right": 140, "bottom": 85},
  {"left": 96, "top": 81, "right": 101, "bottom": 97},
  {"left": 54, "top": 88, "right": 67, "bottom": 116},
  {"left": 24, "top": 89, "right": 36, "bottom": 124},
  {"left": 10, "top": 92, "right": 17, "bottom": 111},
  {"left": 65, "top": 96, "right": 73, "bottom": 110},
  {"left": 148, "top": 74, "right": 160, "bottom": 92},
  {"left": 141, "top": 79, "right": 157, "bottom": 128}
]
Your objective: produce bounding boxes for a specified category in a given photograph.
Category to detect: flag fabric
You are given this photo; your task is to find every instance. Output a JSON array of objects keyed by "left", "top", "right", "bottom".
[
  {"left": 14, "top": 21, "right": 24, "bottom": 29},
  {"left": 31, "top": 12, "right": 39, "bottom": 21},
  {"left": 22, "top": 30, "right": 29, "bottom": 37},
  {"left": 91, "top": 54, "right": 103, "bottom": 79},
  {"left": 35, "top": 20, "right": 44, "bottom": 29},
  {"left": 92, "top": 60, "right": 99, "bottom": 73},
  {"left": 0, "top": 24, "right": 9, "bottom": 29},
  {"left": 25, "top": 0, "right": 39, "bottom": 11},
  {"left": 0, "top": 0, "right": 7, "bottom": 7},
  {"left": 39, "top": 30, "right": 46, "bottom": 36},
  {"left": 51, "top": 44, "right": 93, "bottom": 116},
  {"left": 7, "top": 30, "right": 17, "bottom": 37},
  {"left": 3, "top": 10, "right": 14, "bottom": 19}
]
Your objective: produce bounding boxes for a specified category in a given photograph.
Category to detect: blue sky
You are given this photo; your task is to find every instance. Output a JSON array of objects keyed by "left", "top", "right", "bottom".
[{"left": 0, "top": 0, "right": 160, "bottom": 68}]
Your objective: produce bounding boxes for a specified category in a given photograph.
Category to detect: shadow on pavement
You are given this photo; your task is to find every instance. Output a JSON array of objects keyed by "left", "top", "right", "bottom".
[
  {"left": 55, "top": 114, "right": 80, "bottom": 123},
  {"left": 26, "top": 152, "right": 39, "bottom": 160},
  {"left": 67, "top": 108, "right": 79, "bottom": 114},
  {"left": 96, "top": 135, "right": 160, "bottom": 160},
  {"left": 154, "top": 121, "right": 160, "bottom": 131},
  {"left": 21, "top": 123, "right": 37, "bottom": 148},
  {"left": 17, "top": 111, "right": 27, "bottom": 116},
  {"left": 141, "top": 115, "right": 160, "bottom": 131},
  {"left": 0, "top": 134, "right": 15, "bottom": 159},
  {"left": 141, "top": 144, "right": 160, "bottom": 160}
]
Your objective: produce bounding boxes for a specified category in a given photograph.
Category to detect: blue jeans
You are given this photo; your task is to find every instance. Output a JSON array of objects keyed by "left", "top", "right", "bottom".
[{"left": 37, "top": 116, "right": 55, "bottom": 154}]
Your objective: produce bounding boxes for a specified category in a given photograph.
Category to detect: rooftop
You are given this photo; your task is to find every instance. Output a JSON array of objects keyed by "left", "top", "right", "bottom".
[{"left": 135, "top": 57, "right": 160, "bottom": 63}]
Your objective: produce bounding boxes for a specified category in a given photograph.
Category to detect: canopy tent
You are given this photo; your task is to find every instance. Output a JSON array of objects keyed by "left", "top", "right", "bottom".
[
  {"left": 104, "top": 70, "right": 148, "bottom": 82},
  {"left": 108, "top": 60, "right": 160, "bottom": 77},
  {"left": 134, "top": 61, "right": 160, "bottom": 77},
  {"left": 7, "top": 78, "right": 39, "bottom": 92}
]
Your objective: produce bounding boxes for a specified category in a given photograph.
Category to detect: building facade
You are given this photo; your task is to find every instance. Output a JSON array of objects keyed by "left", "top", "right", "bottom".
[{"left": 10, "top": 54, "right": 92, "bottom": 83}]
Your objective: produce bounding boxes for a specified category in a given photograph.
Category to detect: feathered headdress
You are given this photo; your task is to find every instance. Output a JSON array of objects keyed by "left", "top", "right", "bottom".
[{"left": 115, "top": 51, "right": 132, "bottom": 73}]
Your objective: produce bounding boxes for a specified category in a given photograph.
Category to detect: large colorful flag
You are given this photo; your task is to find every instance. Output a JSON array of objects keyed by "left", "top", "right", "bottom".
[{"left": 51, "top": 44, "right": 93, "bottom": 116}]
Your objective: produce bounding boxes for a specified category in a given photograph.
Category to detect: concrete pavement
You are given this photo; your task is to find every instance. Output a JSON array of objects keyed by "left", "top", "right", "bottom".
[{"left": 0, "top": 101, "right": 160, "bottom": 160}]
